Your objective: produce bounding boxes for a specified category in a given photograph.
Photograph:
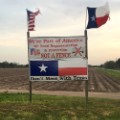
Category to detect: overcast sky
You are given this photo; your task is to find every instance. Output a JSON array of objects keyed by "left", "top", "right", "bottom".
[{"left": 0, "top": 0, "right": 120, "bottom": 65}]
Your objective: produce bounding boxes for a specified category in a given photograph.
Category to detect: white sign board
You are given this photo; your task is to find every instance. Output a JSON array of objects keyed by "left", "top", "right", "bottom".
[
  {"left": 28, "top": 36, "right": 85, "bottom": 59},
  {"left": 28, "top": 36, "right": 88, "bottom": 81}
]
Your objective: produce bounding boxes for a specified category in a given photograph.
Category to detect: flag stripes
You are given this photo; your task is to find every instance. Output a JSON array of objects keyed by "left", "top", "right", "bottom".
[
  {"left": 27, "top": 9, "right": 40, "bottom": 31},
  {"left": 86, "top": 2, "right": 110, "bottom": 29}
]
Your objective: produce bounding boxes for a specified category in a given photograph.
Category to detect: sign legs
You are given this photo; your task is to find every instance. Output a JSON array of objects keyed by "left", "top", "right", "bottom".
[
  {"left": 85, "top": 80, "right": 89, "bottom": 106},
  {"left": 29, "top": 81, "right": 32, "bottom": 102}
]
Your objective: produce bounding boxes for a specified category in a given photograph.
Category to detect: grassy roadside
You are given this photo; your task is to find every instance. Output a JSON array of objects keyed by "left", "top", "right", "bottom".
[
  {"left": 96, "top": 67, "right": 120, "bottom": 79},
  {"left": 0, "top": 93, "right": 120, "bottom": 120}
]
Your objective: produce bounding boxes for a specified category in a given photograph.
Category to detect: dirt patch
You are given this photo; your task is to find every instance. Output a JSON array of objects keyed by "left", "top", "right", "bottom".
[
  {"left": 0, "top": 89, "right": 120, "bottom": 100},
  {"left": 0, "top": 68, "right": 119, "bottom": 99}
]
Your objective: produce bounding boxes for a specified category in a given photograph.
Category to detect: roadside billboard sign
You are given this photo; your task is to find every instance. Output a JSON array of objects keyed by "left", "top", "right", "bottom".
[
  {"left": 28, "top": 36, "right": 85, "bottom": 59},
  {"left": 28, "top": 36, "right": 88, "bottom": 81}
]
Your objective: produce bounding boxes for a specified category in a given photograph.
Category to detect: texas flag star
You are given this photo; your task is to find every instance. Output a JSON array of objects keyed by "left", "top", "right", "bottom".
[
  {"left": 39, "top": 63, "right": 48, "bottom": 72},
  {"left": 91, "top": 16, "right": 95, "bottom": 21},
  {"left": 86, "top": 2, "right": 110, "bottom": 29},
  {"left": 30, "top": 60, "right": 87, "bottom": 76}
]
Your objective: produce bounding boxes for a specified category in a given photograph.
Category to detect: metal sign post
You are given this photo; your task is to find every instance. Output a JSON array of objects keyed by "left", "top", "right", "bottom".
[
  {"left": 84, "top": 30, "right": 88, "bottom": 105},
  {"left": 27, "top": 31, "right": 32, "bottom": 102}
]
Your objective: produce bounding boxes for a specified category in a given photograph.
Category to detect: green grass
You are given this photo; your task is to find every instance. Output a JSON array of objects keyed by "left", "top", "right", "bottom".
[
  {"left": 97, "top": 68, "right": 120, "bottom": 79},
  {"left": 0, "top": 93, "right": 120, "bottom": 120}
]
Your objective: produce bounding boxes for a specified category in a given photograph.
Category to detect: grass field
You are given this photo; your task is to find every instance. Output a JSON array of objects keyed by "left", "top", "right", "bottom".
[
  {"left": 97, "top": 67, "right": 120, "bottom": 79},
  {"left": 0, "top": 93, "right": 120, "bottom": 120}
]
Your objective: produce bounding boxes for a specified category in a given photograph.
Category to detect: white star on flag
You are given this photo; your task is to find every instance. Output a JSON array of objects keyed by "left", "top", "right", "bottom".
[
  {"left": 91, "top": 16, "right": 95, "bottom": 21},
  {"left": 39, "top": 64, "right": 48, "bottom": 72}
]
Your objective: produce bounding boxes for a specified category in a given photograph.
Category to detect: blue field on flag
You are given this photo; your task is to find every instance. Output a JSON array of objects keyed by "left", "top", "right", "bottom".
[{"left": 30, "top": 61, "right": 58, "bottom": 76}]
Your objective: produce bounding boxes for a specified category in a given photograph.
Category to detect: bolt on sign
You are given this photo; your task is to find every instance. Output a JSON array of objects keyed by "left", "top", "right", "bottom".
[{"left": 28, "top": 36, "right": 88, "bottom": 81}]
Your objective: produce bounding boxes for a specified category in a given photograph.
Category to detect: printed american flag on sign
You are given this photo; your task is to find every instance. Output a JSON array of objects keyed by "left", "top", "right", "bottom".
[{"left": 27, "top": 9, "right": 40, "bottom": 31}]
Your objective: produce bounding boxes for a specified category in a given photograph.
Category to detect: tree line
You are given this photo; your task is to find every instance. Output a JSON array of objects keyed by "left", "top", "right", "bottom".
[
  {"left": 0, "top": 58, "right": 120, "bottom": 69},
  {"left": 0, "top": 61, "right": 28, "bottom": 68},
  {"left": 100, "top": 58, "right": 120, "bottom": 69}
]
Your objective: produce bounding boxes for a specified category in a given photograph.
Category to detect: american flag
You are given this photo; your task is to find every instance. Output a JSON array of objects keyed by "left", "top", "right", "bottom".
[{"left": 27, "top": 9, "right": 40, "bottom": 31}]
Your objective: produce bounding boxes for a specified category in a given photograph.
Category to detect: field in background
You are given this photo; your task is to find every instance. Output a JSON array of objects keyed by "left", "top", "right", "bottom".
[
  {"left": 0, "top": 93, "right": 120, "bottom": 120},
  {"left": 0, "top": 67, "right": 120, "bottom": 92},
  {"left": 0, "top": 68, "right": 120, "bottom": 119},
  {"left": 97, "top": 68, "right": 120, "bottom": 79}
]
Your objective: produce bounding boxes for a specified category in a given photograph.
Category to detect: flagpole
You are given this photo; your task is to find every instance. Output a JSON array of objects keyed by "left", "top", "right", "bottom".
[
  {"left": 84, "top": 29, "right": 88, "bottom": 106},
  {"left": 84, "top": 7, "right": 88, "bottom": 105},
  {"left": 85, "top": 7, "right": 88, "bottom": 30},
  {"left": 26, "top": 9, "right": 32, "bottom": 103}
]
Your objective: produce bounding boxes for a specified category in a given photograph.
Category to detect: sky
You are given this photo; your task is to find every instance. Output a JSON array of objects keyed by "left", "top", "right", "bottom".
[{"left": 0, "top": 0, "right": 120, "bottom": 65}]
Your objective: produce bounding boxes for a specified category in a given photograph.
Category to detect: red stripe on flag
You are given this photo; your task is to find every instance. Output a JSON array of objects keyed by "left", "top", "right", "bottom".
[
  {"left": 59, "top": 68, "right": 87, "bottom": 76},
  {"left": 29, "top": 25, "right": 35, "bottom": 28},
  {"left": 28, "top": 28, "right": 35, "bottom": 31},
  {"left": 96, "top": 14, "right": 109, "bottom": 27},
  {"left": 27, "top": 9, "right": 40, "bottom": 31}
]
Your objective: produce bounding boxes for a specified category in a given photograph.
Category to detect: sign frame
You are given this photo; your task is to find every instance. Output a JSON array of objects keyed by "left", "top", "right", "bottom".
[{"left": 28, "top": 36, "right": 88, "bottom": 81}]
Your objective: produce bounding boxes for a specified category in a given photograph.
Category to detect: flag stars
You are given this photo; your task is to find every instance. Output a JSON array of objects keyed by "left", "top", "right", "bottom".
[
  {"left": 91, "top": 16, "right": 95, "bottom": 21},
  {"left": 39, "top": 63, "right": 48, "bottom": 72}
]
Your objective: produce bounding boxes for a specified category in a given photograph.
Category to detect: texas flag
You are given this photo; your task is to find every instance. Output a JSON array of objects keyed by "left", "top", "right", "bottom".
[
  {"left": 30, "top": 58, "right": 87, "bottom": 76},
  {"left": 86, "top": 2, "right": 110, "bottom": 29}
]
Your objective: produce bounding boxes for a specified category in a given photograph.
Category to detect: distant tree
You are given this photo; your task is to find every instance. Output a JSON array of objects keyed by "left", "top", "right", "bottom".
[
  {"left": 103, "top": 60, "right": 116, "bottom": 69},
  {"left": 0, "top": 61, "right": 9, "bottom": 68},
  {"left": 115, "top": 58, "right": 120, "bottom": 69},
  {"left": 100, "top": 64, "right": 104, "bottom": 67},
  {"left": 25, "top": 64, "right": 29, "bottom": 67},
  {"left": 0, "top": 61, "right": 28, "bottom": 68}
]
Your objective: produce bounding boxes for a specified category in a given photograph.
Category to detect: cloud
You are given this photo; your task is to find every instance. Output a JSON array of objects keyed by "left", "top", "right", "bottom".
[{"left": 0, "top": 0, "right": 120, "bottom": 64}]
